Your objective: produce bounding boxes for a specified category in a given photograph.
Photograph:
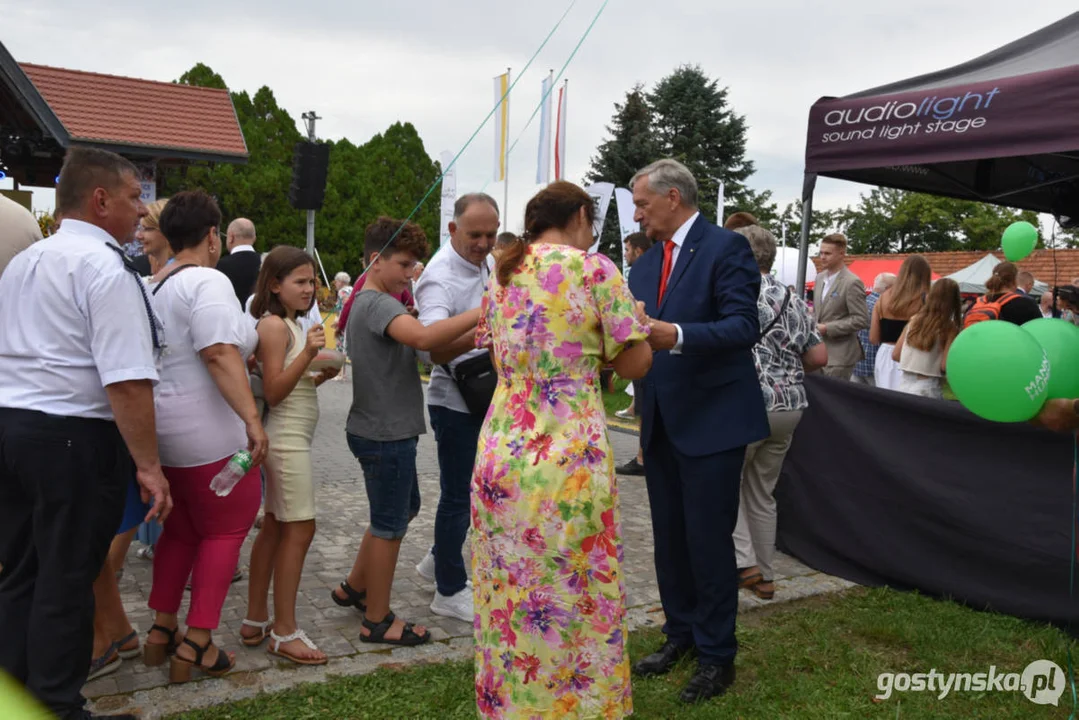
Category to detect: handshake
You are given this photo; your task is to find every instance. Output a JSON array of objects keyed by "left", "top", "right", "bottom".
[{"left": 634, "top": 300, "right": 678, "bottom": 351}]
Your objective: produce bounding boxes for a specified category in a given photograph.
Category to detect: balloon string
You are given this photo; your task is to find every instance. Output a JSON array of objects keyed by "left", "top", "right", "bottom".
[
  {"left": 481, "top": 0, "right": 611, "bottom": 194},
  {"left": 1069, "top": 430, "right": 1077, "bottom": 720},
  {"left": 345, "top": 0, "right": 578, "bottom": 290}
]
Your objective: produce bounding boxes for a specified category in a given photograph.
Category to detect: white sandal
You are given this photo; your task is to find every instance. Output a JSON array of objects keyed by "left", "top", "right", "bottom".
[
  {"left": 240, "top": 618, "right": 273, "bottom": 647},
  {"left": 268, "top": 628, "right": 327, "bottom": 666}
]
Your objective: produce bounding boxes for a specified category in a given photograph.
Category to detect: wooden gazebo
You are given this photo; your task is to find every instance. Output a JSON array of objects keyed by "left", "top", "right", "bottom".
[{"left": 0, "top": 39, "right": 247, "bottom": 201}]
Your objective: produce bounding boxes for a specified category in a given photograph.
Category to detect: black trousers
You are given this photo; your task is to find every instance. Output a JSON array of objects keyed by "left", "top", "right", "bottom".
[
  {"left": 642, "top": 408, "right": 744, "bottom": 666},
  {"left": 0, "top": 408, "right": 129, "bottom": 719}
]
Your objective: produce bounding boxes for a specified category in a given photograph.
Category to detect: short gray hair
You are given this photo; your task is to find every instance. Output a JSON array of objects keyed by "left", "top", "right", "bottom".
[
  {"left": 739, "top": 225, "right": 777, "bottom": 272},
  {"left": 334, "top": 271, "right": 351, "bottom": 284},
  {"left": 454, "top": 193, "right": 499, "bottom": 219},
  {"left": 630, "top": 159, "right": 698, "bottom": 208},
  {"left": 228, "top": 218, "right": 256, "bottom": 241},
  {"left": 873, "top": 272, "right": 896, "bottom": 293}
]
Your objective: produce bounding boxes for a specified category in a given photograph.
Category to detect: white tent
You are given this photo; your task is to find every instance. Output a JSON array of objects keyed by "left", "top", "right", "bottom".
[
  {"left": 945, "top": 254, "right": 1049, "bottom": 295},
  {"left": 772, "top": 246, "right": 816, "bottom": 288}
]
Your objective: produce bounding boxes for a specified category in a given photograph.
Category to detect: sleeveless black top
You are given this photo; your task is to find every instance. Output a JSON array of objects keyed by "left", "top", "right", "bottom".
[{"left": 878, "top": 317, "right": 908, "bottom": 344}]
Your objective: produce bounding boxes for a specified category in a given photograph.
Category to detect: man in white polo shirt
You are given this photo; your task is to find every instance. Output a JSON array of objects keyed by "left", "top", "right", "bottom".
[
  {"left": 413, "top": 193, "right": 499, "bottom": 623},
  {"left": 0, "top": 147, "right": 172, "bottom": 720}
]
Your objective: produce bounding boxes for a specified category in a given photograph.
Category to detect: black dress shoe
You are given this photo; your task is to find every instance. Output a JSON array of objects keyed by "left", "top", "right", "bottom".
[
  {"left": 633, "top": 640, "right": 694, "bottom": 676},
  {"left": 615, "top": 458, "right": 646, "bottom": 476},
  {"left": 680, "top": 662, "right": 736, "bottom": 703}
]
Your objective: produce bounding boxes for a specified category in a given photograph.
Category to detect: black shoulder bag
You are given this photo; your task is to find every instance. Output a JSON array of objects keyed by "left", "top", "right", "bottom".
[
  {"left": 442, "top": 352, "right": 497, "bottom": 417},
  {"left": 760, "top": 287, "right": 792, "bottom": 338}
]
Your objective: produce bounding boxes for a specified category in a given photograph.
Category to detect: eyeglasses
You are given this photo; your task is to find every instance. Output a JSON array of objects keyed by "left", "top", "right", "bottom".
[{"left": 137, "top": 224, "right": 158, "bottom": 233}]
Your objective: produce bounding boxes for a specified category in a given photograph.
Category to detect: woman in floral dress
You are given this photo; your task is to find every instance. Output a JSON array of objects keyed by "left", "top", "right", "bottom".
[{"left": 472, "top": 181, "right": 653, "bottom": 719}]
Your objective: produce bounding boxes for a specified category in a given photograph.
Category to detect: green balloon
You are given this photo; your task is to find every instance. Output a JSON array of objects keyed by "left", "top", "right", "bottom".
[
  {"left": 1001, "top": 221, "right": 1038, "bottom": 262},
  {"left": 946, "top": 320, "right": 1049, "bottom": 422},
  {"left": 0, "top": 671, "right": 49, "bottom": 719},
  {"left": 1022, "top": 317, "right": 1079, "bottom": 399}
]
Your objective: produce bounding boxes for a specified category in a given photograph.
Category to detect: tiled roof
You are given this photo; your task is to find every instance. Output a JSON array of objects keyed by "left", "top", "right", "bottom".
[
  {"left": 811, "top": 249, "right": 1079, "bottom": 287},
  {"left": 19, "top": 63, "right": 247, "bottom": 159}
]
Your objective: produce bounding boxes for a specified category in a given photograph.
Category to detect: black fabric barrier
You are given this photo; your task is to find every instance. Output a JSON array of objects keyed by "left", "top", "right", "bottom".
[{"left": 776, "top": 374, "right": 1077, "bottom": 626}]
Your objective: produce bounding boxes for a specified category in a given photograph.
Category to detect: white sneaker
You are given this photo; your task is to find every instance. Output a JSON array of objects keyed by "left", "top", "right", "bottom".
[
  {"left": 430, "top": 586, "right": 474, "bottom": 623},
  {"left": 415, "top": 549, "right": 435, "bottom": 582}
]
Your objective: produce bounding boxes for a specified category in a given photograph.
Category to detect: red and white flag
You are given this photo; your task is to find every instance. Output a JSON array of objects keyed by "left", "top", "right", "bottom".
[{"left": 554, "top": 80, "right": 568, "bottom": 180}]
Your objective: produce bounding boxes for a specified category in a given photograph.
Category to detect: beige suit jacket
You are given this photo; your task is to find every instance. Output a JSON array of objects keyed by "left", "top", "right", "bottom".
[{"left": 813, "top": 265, "right": 869, "bottom": 367}]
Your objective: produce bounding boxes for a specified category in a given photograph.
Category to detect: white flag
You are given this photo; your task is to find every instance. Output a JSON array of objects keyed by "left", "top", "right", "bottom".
[
  {"left": 614, "top": 187, "right": 639, "bottom": 276},
  {"left": 493, "top": 72, "right": 510, "bottom": 181},
  {"left": 536, "top": 72, "right": 553, "bottom": 185},
  {"left": 554, "top": 80, "right": 568, "bottom": 181},
  {"left": 716, "top": 180, "right": 725, "bottom": 225},
  {"left": 439, "top": 150, "right": 457, "bottom": 247},
  {"left": 585, "top": 182, "right": 615, "bottom": 254}
]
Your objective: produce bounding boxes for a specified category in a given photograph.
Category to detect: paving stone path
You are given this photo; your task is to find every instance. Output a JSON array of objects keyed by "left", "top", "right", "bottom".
[{"left": 87, "top": 380, "right": 854, "bottom": 718}]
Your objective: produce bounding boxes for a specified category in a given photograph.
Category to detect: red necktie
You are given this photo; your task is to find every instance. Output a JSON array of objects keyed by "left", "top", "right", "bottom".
[{"left": 657, "top": 239, "right": 676, "bottom": 304}]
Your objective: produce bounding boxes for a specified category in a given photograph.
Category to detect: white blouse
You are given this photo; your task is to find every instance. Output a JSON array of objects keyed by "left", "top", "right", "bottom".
[{"left": 151, "top": 267, "right": 258, "bottom": 467}]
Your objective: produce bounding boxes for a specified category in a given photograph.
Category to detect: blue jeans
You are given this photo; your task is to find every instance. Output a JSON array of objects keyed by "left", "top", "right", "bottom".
[
  {"left": 428, "top": 404, "right": 483, "bottom": 597},
  {"left": 346, "top": 434, "right": 421, "bottom": 540}
]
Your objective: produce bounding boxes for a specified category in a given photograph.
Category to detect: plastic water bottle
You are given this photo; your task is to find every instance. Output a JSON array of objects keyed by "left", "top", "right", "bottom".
[{"left": 210, "top": 450, "right": 253, "bottom": 497}]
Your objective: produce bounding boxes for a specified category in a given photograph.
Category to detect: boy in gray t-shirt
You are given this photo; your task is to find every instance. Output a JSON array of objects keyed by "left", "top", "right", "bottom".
[{"left": 333, "top": 217, "right": 479, "bottom": 648}]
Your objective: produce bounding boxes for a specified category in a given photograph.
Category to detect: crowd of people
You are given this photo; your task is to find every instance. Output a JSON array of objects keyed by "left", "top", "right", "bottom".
[{"left": 4, "top": 146, "right": 1079, "bottom": 720}]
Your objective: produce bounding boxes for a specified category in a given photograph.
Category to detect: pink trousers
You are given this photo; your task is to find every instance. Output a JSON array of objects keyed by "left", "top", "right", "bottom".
[{"left": 148, "top": 457, "right": 260, "bottom": 629}]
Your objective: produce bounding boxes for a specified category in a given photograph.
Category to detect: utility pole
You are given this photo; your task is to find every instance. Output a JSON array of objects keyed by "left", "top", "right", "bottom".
[{"left": 302, "top": 111, "right": 320, "bottom": 257}]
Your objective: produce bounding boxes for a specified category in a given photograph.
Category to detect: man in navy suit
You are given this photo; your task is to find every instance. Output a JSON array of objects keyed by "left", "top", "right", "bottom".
[{"left": 627, "top": 159, "right": 768, "bottom": 703}]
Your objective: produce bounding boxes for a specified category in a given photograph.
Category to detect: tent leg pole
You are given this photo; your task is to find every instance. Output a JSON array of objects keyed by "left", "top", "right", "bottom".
[{"left": 796, "top": 194, "right": 814, "bottom": 296}]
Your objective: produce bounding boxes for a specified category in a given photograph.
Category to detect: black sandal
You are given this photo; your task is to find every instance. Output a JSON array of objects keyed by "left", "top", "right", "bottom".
[
  {"left": 331, "top": 580, "right": 367, "bottom": 613},
  {"left": 143, "top": 624, "right": 181, "bottom": 667},
  {"left": 360, "top": 611, "right": 430, "bottom": 647},
  {"left": 169, "top": 637, "right": 234, "bottom": 683}
]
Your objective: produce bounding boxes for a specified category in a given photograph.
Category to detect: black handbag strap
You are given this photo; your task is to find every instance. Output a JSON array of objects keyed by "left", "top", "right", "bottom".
[
  {"left": 151, "top": 263, "right": 199, "bottom": 295},
  {"left": 761, "top": 287, "right": 791, "bottom": 338}
]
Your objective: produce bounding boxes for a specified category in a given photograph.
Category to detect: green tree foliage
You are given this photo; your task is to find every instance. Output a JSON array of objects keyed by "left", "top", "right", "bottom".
[
  {"left": 585, "top": 85, "right": 660, "bottom": 189},
  {"left": 159, "top": 65, "right": 439, "bottom": 277},
  {"left": 835, "top": 188, "right": 1040, "bottom": 254},
  {"left": 586, "top": 67, "right": 772, "bottom": 264},
  {"left": 777, "top": 201, "right": 836, "bottom": 248},
  {"left": 648, "top": 65, "right": 757, "bottom": 223}
]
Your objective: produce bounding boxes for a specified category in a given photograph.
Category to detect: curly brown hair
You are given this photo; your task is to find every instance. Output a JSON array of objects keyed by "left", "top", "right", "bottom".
[{"left": 364, "top": 216, "right": 429, "bottom": 263}]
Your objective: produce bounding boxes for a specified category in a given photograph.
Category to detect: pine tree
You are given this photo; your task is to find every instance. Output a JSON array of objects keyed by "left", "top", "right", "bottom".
[
  {"left": 648, "top": 65, "right": 755, "bottom": 224},
  {"left": 585, "top": 67, "right": 772, "bottom": 264},
  {"left": 585, "top": 85, "right": 659, "bottom": 187}
]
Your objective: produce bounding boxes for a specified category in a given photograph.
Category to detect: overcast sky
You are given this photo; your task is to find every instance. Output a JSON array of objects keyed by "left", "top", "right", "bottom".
[{"left": 2, "top": 1, "right": 1076, "bottom": 231}]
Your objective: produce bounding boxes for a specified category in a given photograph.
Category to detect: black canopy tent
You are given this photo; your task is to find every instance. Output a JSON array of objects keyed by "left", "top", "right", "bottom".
[{"left": 796, "top": 11, "right": 1079, "bottom": 292}]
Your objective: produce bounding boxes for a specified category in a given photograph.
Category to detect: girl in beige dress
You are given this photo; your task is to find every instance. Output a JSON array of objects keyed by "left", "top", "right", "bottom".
[{"left": 241, "top": 247, "right": 339, "bottom": 665}]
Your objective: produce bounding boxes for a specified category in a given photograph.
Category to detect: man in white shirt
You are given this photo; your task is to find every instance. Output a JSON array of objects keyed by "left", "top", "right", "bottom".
[
  {"left": 0, "top": 148, "right": 171, "bottom": 720},
  {"left": 412, "top": 193, "right": 499, "bottom": 623},
  {"left": 0, "top": 193, "right": 42, "bottom": 279}
]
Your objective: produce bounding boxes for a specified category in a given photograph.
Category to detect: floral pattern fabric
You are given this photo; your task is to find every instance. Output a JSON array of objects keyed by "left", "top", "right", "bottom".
[
  {"left": 472, "top": 243, "right": 649, "bottom": 720},
  {"left": 755, "top": 272, "right": 822, "bottom": 412}
]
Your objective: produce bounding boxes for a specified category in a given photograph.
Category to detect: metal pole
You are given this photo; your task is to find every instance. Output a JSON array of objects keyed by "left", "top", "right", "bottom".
[
  {"left": 796, "top": 195, "right": 813, "bottom": 296},
  {"left": 503, "top": 67, "right": 511, "bottom": 232},
  {"left": 302, "top": 110, "right": 320, "bottom": 258}
]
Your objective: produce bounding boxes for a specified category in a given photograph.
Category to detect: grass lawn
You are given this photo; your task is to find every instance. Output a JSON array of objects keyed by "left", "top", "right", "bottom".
[{"left": 173, "top": 587, "right": 1076, "bottom": 719}]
